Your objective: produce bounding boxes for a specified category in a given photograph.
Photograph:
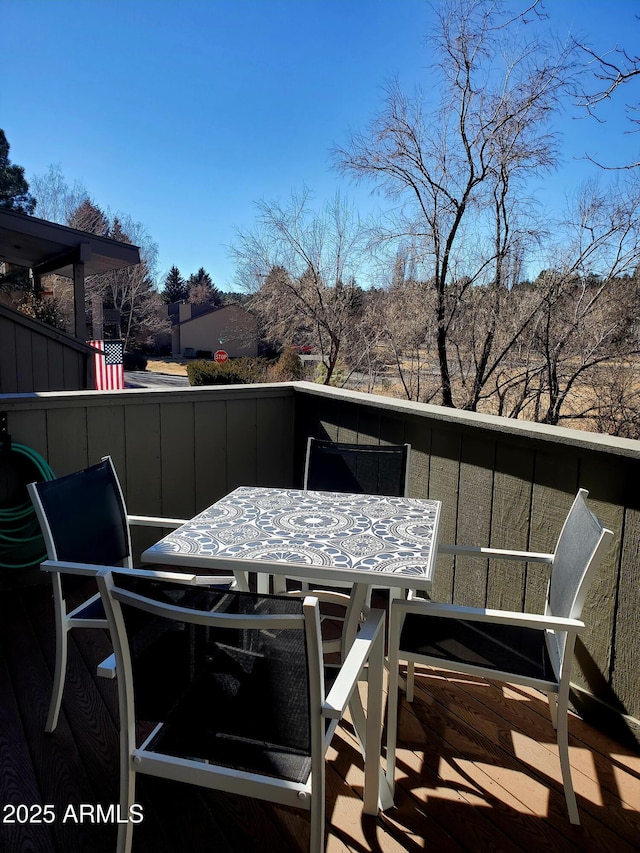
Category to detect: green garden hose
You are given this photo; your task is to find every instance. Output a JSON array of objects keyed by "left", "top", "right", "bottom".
[{"left": 0, "top": 443, "right": 56, "bottom": 569}]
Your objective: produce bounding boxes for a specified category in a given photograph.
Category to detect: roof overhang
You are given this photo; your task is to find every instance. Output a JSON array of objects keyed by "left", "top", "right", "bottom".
[{"left": 0, "top": 208, "right": 141, "bottom": 278}]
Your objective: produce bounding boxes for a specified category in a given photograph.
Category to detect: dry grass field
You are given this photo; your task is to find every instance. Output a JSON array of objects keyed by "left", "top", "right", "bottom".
[
  {"left": 142, "top": 354, "right": 639, "bottom": 438},
  {"left": 145, "top": 356, "right": 190, "bottom": 376}
]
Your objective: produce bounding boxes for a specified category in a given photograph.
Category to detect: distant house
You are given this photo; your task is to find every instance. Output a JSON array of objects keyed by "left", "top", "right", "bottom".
[{"left": 170, "top": 302, "right": 258, "bottom": 358}]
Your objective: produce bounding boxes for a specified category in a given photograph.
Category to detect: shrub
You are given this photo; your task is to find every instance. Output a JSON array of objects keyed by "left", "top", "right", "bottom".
[
  {"left": 268, "top": 346, "right": 305, "bottom": 382},
  {"left": 187, "top": 358, "right": 267, "bottom": 386},
  {"left": 123, "top": 351, "right": 148, "bottom": 371},
  {"left": 314, "top": 361, "right": 347, "bottom": 387}
]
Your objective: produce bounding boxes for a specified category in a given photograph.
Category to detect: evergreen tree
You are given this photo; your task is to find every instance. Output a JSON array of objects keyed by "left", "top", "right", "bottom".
[
  {"left": 68, "top": 198, "right": 110, "bottom": 236},
  {"left": 187, "top": 267, "right": 222, "bottom": 306},
  {"left": 161, "top": 265, "right": 189, "bottom": 303},
  {"left": 0, "top": 129, "right": 36, "bottom": 214}
]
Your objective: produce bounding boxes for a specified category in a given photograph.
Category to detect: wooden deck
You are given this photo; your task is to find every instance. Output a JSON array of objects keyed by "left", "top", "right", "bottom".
[{"left": 1, "top": 581, "right": 639, "bottom": 853}]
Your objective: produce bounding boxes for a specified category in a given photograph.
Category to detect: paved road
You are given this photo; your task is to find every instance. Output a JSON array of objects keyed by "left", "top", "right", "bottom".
[{"left": 125, "top": 371, "right": 190, "bottom": 389}]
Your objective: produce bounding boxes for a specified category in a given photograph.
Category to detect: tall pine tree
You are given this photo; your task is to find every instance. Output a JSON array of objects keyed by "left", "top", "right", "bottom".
[
  {"left": 187, "top": 267, "right": 222, "bottom": 306},
  {"left": 161, "top": 265, "right": 189, "bottom": 302},
  {"left": 0, "top": 129, "right": 36, "bottom": 214}
]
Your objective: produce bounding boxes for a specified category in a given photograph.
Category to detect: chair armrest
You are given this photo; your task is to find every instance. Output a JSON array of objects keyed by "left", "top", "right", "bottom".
[
  {"left": 393, "top": 598, "right": 585, "bottom": 633},
  {"left": 438, "top": 544, "right": 554, "bottom": 563},
  {"left": 323, "top": 608, "right": 385, "bottom": 720},
  {"left": 192, "top": 573, "right": 238, "bottom": 587},
  {"left": 41, "top": 559, "right": 199, "bottom": 584},
  {"left": 127, "top": 514, "right": 188, "bottom": 529}
]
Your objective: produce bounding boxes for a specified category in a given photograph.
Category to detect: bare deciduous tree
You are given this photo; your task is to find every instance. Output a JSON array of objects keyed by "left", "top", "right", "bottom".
[
  {"left": 526, "top": 182, "right": 640, "bottom": 424},
  {"left": 574, "top": 33, "right": 640, "bottom": 169},
  {"left": 31, "top": 164, "right": 90, "bottom": 224},
  {"left": 334, "top": 0, "right": 570, "bottom": 409},
  {"left": 231, "top": 190, "right": 367, "bottom": 384},
  {"left": 375, "top": 278, "right": 439, "bottom": 402},
  {"left": 94, "top": 215, "right": 167, "bottom": 349}
]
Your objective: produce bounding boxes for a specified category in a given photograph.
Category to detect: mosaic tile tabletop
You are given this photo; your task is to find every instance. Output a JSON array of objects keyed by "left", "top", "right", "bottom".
[{"left": 143, "top": 486, "right": 441, "bottom": 587}]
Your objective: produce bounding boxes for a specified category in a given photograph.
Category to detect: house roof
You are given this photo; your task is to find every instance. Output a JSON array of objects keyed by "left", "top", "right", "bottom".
[{"left": 0, "top": 208, "right": 141, "bottom": 278}]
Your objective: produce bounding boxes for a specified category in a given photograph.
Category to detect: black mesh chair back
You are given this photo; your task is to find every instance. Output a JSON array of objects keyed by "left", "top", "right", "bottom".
[
  {"left": 98, "top": 570, "right": 385, "bottom": 853},
  {"left": 304, "top": 438, "right": 409, "bottom": 497},
  {"left": 30, "top": 458, "right": 131, "bottom": 566},
  {"left": 549, "top": 489, "right": 607, "bottom": 621},
  {"left": 27, "top": 458, "right": 134, "bottom": 732},
  {"left": 115, "top": 580, "right": 312, "bottom": 781},
  {"left": 547, "top": 488, "right": 612, "bottom": 661}
]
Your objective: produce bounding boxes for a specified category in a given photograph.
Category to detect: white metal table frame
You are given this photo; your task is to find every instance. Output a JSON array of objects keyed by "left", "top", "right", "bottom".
[{"left": 141, "top": 485, "right": 442, "bottom": 809}]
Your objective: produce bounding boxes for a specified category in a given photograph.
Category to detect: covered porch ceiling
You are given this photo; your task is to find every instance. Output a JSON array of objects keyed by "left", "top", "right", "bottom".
[{"left": 0, "top": 208, "right": 141, "bottom": 339}]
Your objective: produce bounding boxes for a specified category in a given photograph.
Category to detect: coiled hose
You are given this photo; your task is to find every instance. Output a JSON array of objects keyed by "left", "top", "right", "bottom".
[{"left": 0, "top": 443, "right": 56, "bottom": 569}]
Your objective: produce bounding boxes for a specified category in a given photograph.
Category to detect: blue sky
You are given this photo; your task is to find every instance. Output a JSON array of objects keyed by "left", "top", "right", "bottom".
[{"left": 3, "top": 0, "right": 639, "bottom": 290}]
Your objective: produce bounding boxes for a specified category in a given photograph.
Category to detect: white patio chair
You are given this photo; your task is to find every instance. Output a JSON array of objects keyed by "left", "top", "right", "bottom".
[
  {"left": 96, "top": 571, "right": 386, "bottom": 853},
  {"left": 28, "top": 456, "right": 236, "bottom": 732},
  {"left": 386, "top": 488, "right": 614, "bottom": 825}
]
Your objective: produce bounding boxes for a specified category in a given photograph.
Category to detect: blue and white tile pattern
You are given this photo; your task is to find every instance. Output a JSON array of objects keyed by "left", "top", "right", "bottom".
[{"left": 145, "top": 487, "right": 441, "bottom": 584}]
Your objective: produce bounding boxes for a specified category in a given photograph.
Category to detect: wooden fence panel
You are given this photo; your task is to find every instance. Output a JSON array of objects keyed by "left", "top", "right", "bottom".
[
  {"left": 454, "top": 431, "right": 495, "bottom": 608},
  {"left": 226, "top": 398, "right": 257, "bottom": 491},
  {"left": 487, "top": 441, "right": 535, "bottom": 612},
  {"left": 0, "top": 319, "right": 17, "bottom": 392},
  {"left": 256, "top": 394, "right": 294, "bottom": 488},
  {"left": 159, "top": 401, "right": 197, "bottom": 519},
  {"left": 427, "top": 425, "right": 461, "bottom": 603},
  {"left": 194, "top": 399, "right": 228, "bottom": 511}
]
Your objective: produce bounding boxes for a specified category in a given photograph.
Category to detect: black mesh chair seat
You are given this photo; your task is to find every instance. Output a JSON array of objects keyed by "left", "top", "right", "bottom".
[
  {"left": 148, "top": 661, "right": 338, "bottom": 784},
  {"left": 148, "top": 675, "right": 314, "bottom": 784},
  {"left": 73, "top": 595, "right": 106, "bottom": 621},
  {"left": 400, "top": 614, "right": 556, "bottom": 683}
]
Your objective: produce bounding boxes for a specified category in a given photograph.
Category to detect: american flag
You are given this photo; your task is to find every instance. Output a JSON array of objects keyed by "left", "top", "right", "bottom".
[{"left": 88, "top": 340, "right": 125, "bottom": 390}]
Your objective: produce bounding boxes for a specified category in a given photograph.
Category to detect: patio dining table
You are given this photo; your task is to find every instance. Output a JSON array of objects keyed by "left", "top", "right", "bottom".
[{"left": 142, "top": 485, "right": 441, "bottom": 639}]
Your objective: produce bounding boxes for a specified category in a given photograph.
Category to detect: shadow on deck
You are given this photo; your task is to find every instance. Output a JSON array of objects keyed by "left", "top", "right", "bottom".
[{"left": 1, "top": 582, "right": 639, "bottom": 852}]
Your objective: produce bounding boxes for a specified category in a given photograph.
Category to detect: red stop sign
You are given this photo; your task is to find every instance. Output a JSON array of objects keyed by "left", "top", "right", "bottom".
[{"left": 214, "top": 350, "right": 229, "bottom": 363}]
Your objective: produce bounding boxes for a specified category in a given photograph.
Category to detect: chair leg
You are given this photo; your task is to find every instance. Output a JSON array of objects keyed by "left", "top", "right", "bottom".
[
  {"left": 45, "top": 612, "right": 69, "bottom": 733},
  {"left": 385, "top": 662, "right": 401, "bottom": 798},
  {"left": 309, "top": 766, "right": 325, "bottom": 853},
  {"left": 385, "top": 608, "right": 404, "bottom": 800},
  {"left": 395, "top": 588, "right": 417, "bottom": 701},
  {"left": 405, "top": 662, "right": 415, "bottom": 702},
  {"left": 547, "top": 690, "right": 559, "bottom": 729},
  {"left": 556, "top": 694, "right": 580, "bottom": 825},
  {"left": 116, "top": 763, "right": 137, "bottom": 853},
  {"left": 363, "top": 621, "right": 387, "bottom": 814}
]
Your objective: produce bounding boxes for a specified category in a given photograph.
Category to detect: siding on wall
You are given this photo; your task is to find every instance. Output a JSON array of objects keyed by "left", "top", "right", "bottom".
[{"left": 0, "top": 304, "right": 93, "bottom": 393}]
